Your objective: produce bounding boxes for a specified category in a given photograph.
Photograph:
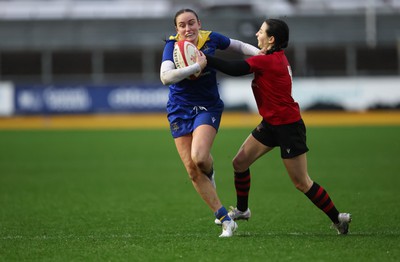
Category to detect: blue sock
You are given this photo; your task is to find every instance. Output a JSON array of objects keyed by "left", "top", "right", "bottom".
[{"left": 215, "top": 206, "right": 231, "bottom": 223}]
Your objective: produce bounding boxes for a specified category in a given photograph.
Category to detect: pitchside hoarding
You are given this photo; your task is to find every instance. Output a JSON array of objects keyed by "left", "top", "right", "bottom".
[
  {"left": 220, "top": 77, "right": 400, "bottom": 111},
  {"left": 3, "top": 77, "right": 400, "bottom": 116},
  {"left": 14, "top": 84, "right": 169, "bottom": 114}
]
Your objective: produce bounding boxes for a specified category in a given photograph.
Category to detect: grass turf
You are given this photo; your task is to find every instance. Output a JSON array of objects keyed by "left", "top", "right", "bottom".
[{"left": 0, "top": 126, "right": 399, "bottom": 261}]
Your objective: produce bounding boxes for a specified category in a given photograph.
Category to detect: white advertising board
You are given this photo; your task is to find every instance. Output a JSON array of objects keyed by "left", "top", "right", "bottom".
[
  {"left": 0, "top": 82, "right": 14, "bottom": 116},
  {"left": 220, "top": 77, "right": 400, "bottom": 112}
]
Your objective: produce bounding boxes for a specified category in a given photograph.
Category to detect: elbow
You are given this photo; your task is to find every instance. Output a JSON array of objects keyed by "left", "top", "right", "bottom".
[
  {"left": 160, "top": 78, "right": 168, "bottom": 86},
  {"left": 160, "top": 74, "right": 171, "bottom": 86},
  {"left": 161, "top": 79, "right": 173, "bottom": 86}
]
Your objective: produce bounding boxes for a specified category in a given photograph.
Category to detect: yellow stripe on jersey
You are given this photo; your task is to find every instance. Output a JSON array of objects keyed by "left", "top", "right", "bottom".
[{"left": 169, "top": 30, "right": 212, "bottom": 50}]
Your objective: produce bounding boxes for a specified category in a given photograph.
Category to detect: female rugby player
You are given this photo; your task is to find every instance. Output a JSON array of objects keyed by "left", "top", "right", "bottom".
[
  {"left": 206, "top": 19, "right": 352, "bottom": 235},
  {"left": 160, "top": 9, "right": 260, "bottom": 237}
]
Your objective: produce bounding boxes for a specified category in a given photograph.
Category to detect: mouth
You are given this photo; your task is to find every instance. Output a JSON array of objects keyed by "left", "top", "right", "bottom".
[{"left": 185, "top": 33, "right": 195, "bottom": 38}]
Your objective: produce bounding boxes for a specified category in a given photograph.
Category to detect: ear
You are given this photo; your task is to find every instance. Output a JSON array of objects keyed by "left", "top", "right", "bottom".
[
  {"left": 268, "top": 36, "right": 275, "bottom": 44},
  {"left": 198, "top": 19, "right": 202, "bottom": 29}
]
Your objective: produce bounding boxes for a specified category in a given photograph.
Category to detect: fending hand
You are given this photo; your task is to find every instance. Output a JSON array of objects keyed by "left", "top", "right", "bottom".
[
  {"left": 259, "top": 47, "right": 268, "bottom": 55},
  {"left": 196, "top": 50, "right": 207, "bottom": 70}
]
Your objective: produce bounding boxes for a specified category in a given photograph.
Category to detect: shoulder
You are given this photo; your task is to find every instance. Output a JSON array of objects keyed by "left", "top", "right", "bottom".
[
  {"left": 162, "top": 40, "right": 177, "bottom": 61},
  {"left": 246, "top": 54, "right": 274, "bottom": 71},
  {"left": 165, "top": 39, "right": 176, "bottom": 46},
  {"left": 209, "top": 31, "right": 229, "bottom": 41},
  {"left": 247, "top": 51, "right": 283, "bottom": 62},
  {"left": 275, "top": 50, "right": 289, "bottom": 64},
  {"left": 163, "top": 39, "right": 176, "bottom": 52},
  {"left": 208, "top": 32, "right": 230, "bottom": 49},
  {"left": 246, "top": 54, "right": 269, "bottom": 63},
  {"left": 209, "top": 31, "right": 223, "bottom": 38}
]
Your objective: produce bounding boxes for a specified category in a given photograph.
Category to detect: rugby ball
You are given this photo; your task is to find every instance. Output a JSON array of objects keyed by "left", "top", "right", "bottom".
[{"left": 173, "top": 40, "right": 202, "bottom": 80}]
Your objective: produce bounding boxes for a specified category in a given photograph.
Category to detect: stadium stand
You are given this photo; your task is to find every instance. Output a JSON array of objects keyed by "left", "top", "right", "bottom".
[{"left": 0, "top": 0, "right": 398, "bottom": 84}]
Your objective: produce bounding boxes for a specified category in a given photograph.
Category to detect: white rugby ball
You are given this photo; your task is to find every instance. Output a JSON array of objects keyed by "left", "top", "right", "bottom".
[{"left": 173, "top": 40, "right": 201, "bottom": 80}]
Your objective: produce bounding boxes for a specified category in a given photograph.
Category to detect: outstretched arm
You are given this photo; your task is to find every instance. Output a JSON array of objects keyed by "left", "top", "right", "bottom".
[
  {"left": 206, "top": 55, "right": 251, "bottom": 77},
  {"left": 227, "top": 39, "right": 260, "bottom": 56}
]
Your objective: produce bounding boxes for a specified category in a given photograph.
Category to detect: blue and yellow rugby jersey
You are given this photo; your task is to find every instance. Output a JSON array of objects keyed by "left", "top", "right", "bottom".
[{"left": 161, "top": 30, "right": 230, "bottom": 107}]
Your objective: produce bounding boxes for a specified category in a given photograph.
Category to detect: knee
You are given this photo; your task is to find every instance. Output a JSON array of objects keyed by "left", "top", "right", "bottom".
[
  {"left": 191, "top": 152, "right": 209, "bottom": 171},
  {"left": 232, "top": 156, "right": 247, "bottom": 172}
]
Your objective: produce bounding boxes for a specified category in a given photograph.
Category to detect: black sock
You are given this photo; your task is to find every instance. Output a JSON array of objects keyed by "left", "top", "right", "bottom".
[
  {"left": 234, "top": 169, "right": 251, "bottom": 212},
  {"left": 305, "top": 182, "right": 340, "bottom": 224}
]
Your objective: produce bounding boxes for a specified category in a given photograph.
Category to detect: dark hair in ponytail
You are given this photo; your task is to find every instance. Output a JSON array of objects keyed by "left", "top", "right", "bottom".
[{"left": 265, "top": 19, "right": 289, "bottom": 54}]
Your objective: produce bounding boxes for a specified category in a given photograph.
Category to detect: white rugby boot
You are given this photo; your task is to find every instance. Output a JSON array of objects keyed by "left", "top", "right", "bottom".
[
  {"left": 228, "top": 206, "right": 251, "bottom": 221},
  {"left": 215, "top": 206, "right": 251, "bottom": 225},
  {"left": 219, "top": 219, "right": 238, "bottom": 238},
  {"left": 331, "top": 213, "right": 352, "bottom": 235}
]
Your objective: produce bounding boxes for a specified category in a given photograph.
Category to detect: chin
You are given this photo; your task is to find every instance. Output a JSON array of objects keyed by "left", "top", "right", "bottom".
[{"left": 188, "top": 37, "right": 198, "bottom": 44}]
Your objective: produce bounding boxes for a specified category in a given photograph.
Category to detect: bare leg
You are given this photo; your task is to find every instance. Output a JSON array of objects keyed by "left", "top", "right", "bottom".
[
  {"left": 282, "top": 153, "right": 313, "bottom": 193},
  {"left": 174, "top": 125, "right": 221, "bottom": 212},
  {"left": 283, "top": 153, "right": 341, "bottom": 224},
  {"left": 232, "top": 134, "right": 273, "bottom": 172},
  {"left": 232, "top": 134, "right": 273, "bottom": 211}
]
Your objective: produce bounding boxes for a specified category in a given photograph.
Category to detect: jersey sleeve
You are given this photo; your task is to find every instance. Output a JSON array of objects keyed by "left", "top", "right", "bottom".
[
  {"left": 162, "top": 40, "right": 176, "bottom": 62},
  {"left": 246, "top": 55, "right": 267, "bottom": 73}
]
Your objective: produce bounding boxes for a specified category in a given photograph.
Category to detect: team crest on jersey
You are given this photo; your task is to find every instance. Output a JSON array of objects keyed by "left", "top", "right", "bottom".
[{"left": 201, "top": 44, "right": 210, "bottom": 53}]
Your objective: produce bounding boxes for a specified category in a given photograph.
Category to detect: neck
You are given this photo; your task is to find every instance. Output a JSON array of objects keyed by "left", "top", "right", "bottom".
[{"left": 266, "top": 46, "right": 281, "bottom": 55}]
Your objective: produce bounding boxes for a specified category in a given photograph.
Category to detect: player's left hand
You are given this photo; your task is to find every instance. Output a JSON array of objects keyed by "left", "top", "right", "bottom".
[
  {"left": 258, "top": 47, "right": 268, "bottom": 55},
  {"left": 196, "top": 50, "right": 207, "bottom": 70}
]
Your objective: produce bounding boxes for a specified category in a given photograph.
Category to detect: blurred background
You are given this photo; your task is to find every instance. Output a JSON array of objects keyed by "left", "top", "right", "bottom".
[{"left": 0, "top": 0, "right": 399, "bottom": 117}]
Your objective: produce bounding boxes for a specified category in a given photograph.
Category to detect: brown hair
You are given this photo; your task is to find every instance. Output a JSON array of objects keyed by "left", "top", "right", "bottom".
[
  {"left": 174, "top": 9, "right": 199, "bottom": 26},
  {"left": 265, "top": 19, "right": 289, "bottom": 54}
]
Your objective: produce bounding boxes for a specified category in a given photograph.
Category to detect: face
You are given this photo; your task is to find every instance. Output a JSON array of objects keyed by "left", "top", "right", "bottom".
[
  {"left": 175, "top": 12, "right": 201, "bottom": 44},
  {"left": 256, "top": 22, "right": 273, "bottom": 50}
]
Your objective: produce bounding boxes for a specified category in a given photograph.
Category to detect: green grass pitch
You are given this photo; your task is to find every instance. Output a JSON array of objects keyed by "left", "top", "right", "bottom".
[{"left": 0, "top": 126, "right": 399, "bottom": 261}]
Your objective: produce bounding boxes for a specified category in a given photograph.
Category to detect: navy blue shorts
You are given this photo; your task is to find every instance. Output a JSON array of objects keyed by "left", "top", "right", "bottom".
[
  {"left": 251, "top": 119, "right": 309, "bottom": 159},
  {"left": 167, "top": 102, "right": 224, "bottom": 138}
]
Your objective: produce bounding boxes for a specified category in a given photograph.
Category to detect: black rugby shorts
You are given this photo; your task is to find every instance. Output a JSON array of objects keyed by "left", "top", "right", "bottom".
[{"left": 251, "top": 119, "right": 309, "bottom": 159}]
